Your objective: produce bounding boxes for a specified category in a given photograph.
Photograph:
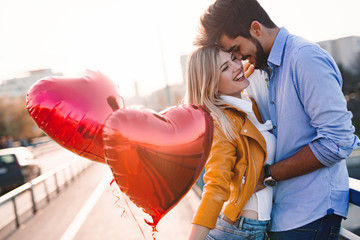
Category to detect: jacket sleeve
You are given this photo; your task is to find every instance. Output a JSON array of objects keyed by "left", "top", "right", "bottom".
[{"left": 192, "top": 122, "right": 238, "bottom": 229}]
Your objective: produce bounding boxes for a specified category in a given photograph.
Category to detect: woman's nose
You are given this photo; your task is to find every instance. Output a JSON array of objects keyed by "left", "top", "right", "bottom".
[{"left": 231, "top": 60, "right": 242, "bottom": 72}]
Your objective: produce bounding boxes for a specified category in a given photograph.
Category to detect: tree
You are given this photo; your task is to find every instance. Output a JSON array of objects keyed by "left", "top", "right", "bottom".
[
  {"left": 0, "top": 96, "right": 43, "bottom": 142},
  {"left": 351, "top": 51, "right": 360, "bottom": 76},
  {"left": 339, "top": 64, "right": 359, "bottom": 95}
]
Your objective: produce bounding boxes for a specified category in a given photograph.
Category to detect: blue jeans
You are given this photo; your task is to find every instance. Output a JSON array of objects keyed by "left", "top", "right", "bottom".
[
  {"left": 269, "top": 214, "right": 342, "bottom": 240},
  {"left": 206, "top": 212, "right": 269, "bottom": 240}
]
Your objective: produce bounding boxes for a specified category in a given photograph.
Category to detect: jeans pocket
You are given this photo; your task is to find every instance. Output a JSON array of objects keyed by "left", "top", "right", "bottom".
[
  {"left": 252, "top": 229, "right": 269, "bottom": 240},
  {"left": 205, "top": 235, "right": 216, "bottom": 240}
]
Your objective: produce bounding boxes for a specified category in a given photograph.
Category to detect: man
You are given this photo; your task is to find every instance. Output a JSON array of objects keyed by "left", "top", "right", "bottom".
[{"left": 195, "top": 0, "right": 360, "bottom": 239}]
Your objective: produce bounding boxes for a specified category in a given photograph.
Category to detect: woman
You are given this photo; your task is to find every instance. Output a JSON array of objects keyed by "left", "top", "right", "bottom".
[{"left": 185, "top": 46, "right": 275, "bottom": 240}]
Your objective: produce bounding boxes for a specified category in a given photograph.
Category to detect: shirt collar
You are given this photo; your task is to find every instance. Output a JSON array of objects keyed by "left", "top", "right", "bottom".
[{"left": 267, "top": 27, "right": 290, "bottom": 69}]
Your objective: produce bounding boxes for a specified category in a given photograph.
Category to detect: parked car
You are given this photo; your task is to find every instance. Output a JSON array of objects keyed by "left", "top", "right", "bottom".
[{"left": 0, "top": 147, "right": 41, "bottom": 195}]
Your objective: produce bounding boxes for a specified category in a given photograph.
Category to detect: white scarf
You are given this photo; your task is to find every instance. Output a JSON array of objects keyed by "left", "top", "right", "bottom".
[{"left": 220, "top": 95, "right": 273, "bottom": 132}]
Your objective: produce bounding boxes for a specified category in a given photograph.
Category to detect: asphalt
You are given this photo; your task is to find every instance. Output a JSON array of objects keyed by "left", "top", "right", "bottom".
[{"left": 1, "top": 162, "right": 202, "bottom": 240}]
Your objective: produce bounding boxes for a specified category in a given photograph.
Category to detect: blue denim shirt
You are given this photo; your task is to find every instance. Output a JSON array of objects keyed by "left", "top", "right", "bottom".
[{"left": 248, "top": 28, "right": 360, "bottom": 231}]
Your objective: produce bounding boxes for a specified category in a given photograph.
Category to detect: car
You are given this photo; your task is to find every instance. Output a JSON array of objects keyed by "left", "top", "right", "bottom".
[{"left": 0, "top": 147, "right": 42, "bottom": 195}]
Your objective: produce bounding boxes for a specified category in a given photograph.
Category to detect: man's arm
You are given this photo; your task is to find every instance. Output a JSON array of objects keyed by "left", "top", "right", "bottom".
[
  {"left": 256, "top": 45, "right": 358, "bottom": 189},
  {"left": 259, "top": 144, "right": 323, "bottom": 185}
]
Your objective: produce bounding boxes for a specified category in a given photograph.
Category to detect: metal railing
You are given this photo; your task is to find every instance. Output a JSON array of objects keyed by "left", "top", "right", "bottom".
[
  {"left": 193, "top": 176, "right": 360, "bottom": 239},
  {"left": 0, "top": 159, "right": 92, "bottom": 230},
  {"left": 1, "top": 149, "right": 359, "bottom": 237},
  {"left": 340, "top": 177, "right": 360, "bottom": 240}
]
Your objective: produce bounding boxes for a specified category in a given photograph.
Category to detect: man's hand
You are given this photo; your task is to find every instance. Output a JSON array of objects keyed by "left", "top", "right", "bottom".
[{"left": 244, "top": 61, "right": 255, "bottom": 78}]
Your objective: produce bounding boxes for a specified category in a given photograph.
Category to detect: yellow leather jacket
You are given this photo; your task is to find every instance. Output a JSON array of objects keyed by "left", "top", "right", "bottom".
[{"left": 192, "top": 100, "right": 267, "bottom": 229}]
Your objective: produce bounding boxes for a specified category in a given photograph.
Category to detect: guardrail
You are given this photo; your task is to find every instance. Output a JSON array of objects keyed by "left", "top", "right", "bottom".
[
  {"left": 341, "top": 177, "right": 360, "bottom": 240},
  {"left": 0, "top": 158, "right": 92, "bottom": 230},
  {"left": 194, "top": 176, "right": 360, "bottom": 239},
  {"left": 29, "top": 140, "right": 63, "bottom": 158},
  {"left": 1, "top": 153, "right": 359, "bottom": 237}
]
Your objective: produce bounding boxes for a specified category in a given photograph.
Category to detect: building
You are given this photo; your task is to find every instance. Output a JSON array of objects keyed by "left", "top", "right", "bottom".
[
  {"left": 180, "top": 54, "right": 188, "bottom": 85},
  {"left": 125, "top": 83, "right": 186, "bottom": 112},
  {"left": 0, "top": 69, "right": 62, "bottom": 98},
  {"left": 318, "top": 36, "right": 360, "bottom": 73}
]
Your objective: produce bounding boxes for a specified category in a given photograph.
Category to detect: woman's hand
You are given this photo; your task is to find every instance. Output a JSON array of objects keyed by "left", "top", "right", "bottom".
[
  {"left": 187, "top": 224, "right": 210, "bottom": 240},
  {"left": 244, "top": 61, "right": 255, "bottom": 78}
]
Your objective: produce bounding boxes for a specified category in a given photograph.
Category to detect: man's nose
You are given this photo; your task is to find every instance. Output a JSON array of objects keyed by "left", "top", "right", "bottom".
[{"left": 232, "top": 52, "right": 242, "bottom": 60}]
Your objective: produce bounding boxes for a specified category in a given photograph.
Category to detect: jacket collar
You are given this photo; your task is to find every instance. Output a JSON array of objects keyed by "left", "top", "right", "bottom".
[
  {"left": 221, "top": 102, "right": 267, "bottom": 153},
  {"left": 241, "top": 117, "right": 267, "bottom": 153}
]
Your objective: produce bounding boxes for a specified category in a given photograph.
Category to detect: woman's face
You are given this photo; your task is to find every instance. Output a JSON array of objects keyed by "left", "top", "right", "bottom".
[{"left": 218, "top": 50, "right": 250, "bottom": 98}]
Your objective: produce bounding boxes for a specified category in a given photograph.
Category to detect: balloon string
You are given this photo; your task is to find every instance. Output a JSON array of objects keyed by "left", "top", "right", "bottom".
[
  {"left": 144, "top": 219, "right": 158, "bottom": 240},
  {"left": 111, "top": 189, "right": 126, "bottom": 217},
  {"left": 110, "top": 178, "right": 149, "bottom": 240},
  {"left": 121, "top": 191, "right": 149, "bottom": 240},
  {"left": 110, "top": 178, "right": 115, "bottom": 185},
  {"left": 110, "top": 179, "right": 127, "bottom": 218}
]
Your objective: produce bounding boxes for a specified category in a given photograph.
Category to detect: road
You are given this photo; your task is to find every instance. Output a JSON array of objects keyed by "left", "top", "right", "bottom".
[
  {"left": 0, "top": 143, "right": 359, "bottom": 239},
  {"left": 0, "top": 148, "right": 200, "bottom": 240}
]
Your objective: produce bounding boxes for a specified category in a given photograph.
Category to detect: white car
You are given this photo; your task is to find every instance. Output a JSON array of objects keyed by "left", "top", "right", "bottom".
[{"left": 0, "top": 147, "right": 41, "bottom": 184}]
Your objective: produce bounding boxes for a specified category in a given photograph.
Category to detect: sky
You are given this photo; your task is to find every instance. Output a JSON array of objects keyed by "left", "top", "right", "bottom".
[{"left": 0, "top": 0, "right": 359, "bottom": 99}]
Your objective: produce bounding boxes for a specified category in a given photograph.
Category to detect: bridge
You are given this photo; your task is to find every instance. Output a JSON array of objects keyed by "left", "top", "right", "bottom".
[{"left": 0, "top": 143, "right": 359, "bottom": 240}]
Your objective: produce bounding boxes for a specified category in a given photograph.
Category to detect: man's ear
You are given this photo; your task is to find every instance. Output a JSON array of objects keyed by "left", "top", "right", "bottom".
[{"left": 250, "top": 21, "right": 262, "bottom": 38}]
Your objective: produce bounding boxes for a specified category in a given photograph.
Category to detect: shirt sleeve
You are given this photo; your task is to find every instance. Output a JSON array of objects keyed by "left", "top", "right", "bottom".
[
  {"left": 292, "top": 45, "right": 360, "bottom": 167},
  {"left": 192, "top": 122, "right": 237, "bottom": 229}
]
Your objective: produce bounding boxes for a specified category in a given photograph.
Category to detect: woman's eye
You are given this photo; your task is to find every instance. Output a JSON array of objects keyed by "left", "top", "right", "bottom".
[{"left": 221, "top": 66, "right": 229, "bottom": 72}]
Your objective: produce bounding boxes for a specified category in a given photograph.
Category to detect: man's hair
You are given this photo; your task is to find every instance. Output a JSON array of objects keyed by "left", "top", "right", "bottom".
[{"left": 195, "top": 0, "right": 276, "bottom": 47}]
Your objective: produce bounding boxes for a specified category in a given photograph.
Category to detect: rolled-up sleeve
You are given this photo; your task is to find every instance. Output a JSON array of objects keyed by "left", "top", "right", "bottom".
[
  {"left": 294, "top": 45, "right": 360, "bottom": 166},
  {"left": 309, "top": 137, "right": 359, "bottom": 167}
]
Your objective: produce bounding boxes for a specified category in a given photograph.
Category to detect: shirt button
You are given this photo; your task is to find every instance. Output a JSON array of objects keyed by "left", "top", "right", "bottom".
[
  {"left": 244, "top": 129, "right": 248, "bottom": 133},
  {"left": 270, "top": 100, "right": 275, "bottom": 104},
  {"left": 233, "top": 119, "right": 236, "bottom": 122},
  {"left": 273, "top": 126, "right": 276, "bottom": 130}
]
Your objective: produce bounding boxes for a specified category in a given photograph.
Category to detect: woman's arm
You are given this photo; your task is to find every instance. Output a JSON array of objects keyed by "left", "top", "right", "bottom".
[{"left": 187, "top": 224, "right": 210, "bottom": 240}]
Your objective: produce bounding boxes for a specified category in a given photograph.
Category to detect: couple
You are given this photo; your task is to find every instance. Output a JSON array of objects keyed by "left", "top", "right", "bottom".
[{"left": 184, "top": 0, "right": 360, "bottom": 239}]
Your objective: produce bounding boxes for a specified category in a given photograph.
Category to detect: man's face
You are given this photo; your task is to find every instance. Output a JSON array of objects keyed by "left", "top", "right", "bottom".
[{"left": 219, "top": 34, "right": 268, "bottom": 69}]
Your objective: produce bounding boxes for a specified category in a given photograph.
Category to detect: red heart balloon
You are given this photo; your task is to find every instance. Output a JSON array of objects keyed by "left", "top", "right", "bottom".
[
  {"left": 103, "top": 104, "right": 213, "bottom": 226},
  {"left": 26, "top": 70, "right": 124, "bottom": 163}
]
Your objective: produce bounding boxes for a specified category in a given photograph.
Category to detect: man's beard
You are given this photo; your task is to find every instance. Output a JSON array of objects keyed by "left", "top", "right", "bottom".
[{"left": 252, "top": 37, "right": 268, "bottom": 69}]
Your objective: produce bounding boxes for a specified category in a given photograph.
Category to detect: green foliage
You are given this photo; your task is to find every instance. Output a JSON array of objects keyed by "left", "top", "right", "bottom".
[
  {"left": 340, "top": 53, "right": 360, "bottom": 137},
  {"left": 339, "top": 64, "right": 360, "bottom": 95},
  {"left": 352, "top": 118, "right": 360, "bottom": 138},
  {"left": 0, "top": 96, "right": 42, "bottom": 140}
]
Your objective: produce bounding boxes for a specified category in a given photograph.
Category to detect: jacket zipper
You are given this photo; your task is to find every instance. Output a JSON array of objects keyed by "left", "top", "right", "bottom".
[{"left": 234, "top": 152, "right": 256, "bottom": 206}]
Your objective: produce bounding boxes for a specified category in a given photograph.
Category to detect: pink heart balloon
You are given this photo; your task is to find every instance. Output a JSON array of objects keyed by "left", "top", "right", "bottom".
[
  {"left": 103, "top": 104, "right": 213, "bottom": 226},
  {"left": 26, "top": 70, "right": 124, "bottom": 163}
]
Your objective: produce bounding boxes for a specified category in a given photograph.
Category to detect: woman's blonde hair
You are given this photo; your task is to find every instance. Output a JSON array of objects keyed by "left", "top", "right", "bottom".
[{"left": 185, "top": 46, "right": 239, "bottom": 141}]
